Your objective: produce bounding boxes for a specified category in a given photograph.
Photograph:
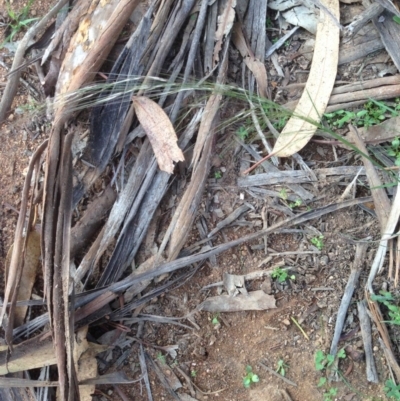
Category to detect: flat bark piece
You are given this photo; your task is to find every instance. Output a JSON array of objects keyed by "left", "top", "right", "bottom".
[
  {"left": 282, "top": 5, "right": 319, "bottom": 34},
  {"left": 200, "top": 290, "right": 276, "bottom": 312},
  {"left": 132, "top": 96, "right": 184, "bottom": 174},
  {"left": 272, "top": 0, "right": 340, "bottom": 157},
  {"left": 223, "top": 272, "right": 247, "bottom": 296}
]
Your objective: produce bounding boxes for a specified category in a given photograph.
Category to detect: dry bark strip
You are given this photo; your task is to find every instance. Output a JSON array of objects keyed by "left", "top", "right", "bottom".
[
  {"left": 347, "top": 125, "right": 390, "bottom": 231},
  {"left": 70, "top": 185, "right": 116, "bottom": 258},
  {"left": 0, "top": 140, "right": 48, "bottom": 346},
  {"left": 38, "top": 1, "right": 143, "bottom": 398}
]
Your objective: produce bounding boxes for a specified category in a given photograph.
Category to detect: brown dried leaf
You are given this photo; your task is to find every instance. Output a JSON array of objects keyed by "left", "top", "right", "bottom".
[
  {"left": 272, "top": 0, "right": 340, "bottom": 157},
  {"left": 232, "top": 22, "right": 268, "bottom": 97},
  {"left": 132, "top": 96, "right": 184, "bottom": 174},
  {"left": 213, "top": 0, "right": 236, "bottom": 65}
]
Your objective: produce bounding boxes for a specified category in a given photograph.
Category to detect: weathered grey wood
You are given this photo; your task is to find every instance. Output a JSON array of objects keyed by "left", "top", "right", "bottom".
[
  {"left": 238, "top": 166, "right": 366, "bottom": 187},
  {"left": 344, "top": 3, "right": 384, "bottom": 36},
  {"left": 358, "top": 300, "right": 379, "bottom": 383},
  {"left": 365, "top": 0, "right": 400, "bottom": 72},
  {"left": 330, "top": 243, "right": 367, "bottom": 357},
  {"left": 245, "top": 0, "right": 268, "bottom": 61}
]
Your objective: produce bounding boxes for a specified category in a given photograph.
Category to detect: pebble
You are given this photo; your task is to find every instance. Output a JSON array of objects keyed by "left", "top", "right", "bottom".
[
  {"left": 8, "top": 114, "right": 14, "bottom": 122},
  {"left": 282, "top": 319, "right": 290, "bottom": 326},
  {"left": 319, "top": 255, "right": 329, "bottom": 266}
]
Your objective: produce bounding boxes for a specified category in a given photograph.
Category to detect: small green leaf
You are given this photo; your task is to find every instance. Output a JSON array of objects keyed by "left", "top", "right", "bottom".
[
  {"left": 315, "top": 350, "right": 325, "bottom": 371},
  {"left": 326, "top": 354, "right": 335, "bottom": 367},
  {"left": 393, "top": 15, "right": 400, "bottom": 25},
  {"left": 251, "top": 374, "right": 259, "bottom": 383},
  {"left": 337, "top": 349, "right": 346, "bottom": 359},
  {"left": 318, "top": 377, "right": 327, "bottom": 387}
]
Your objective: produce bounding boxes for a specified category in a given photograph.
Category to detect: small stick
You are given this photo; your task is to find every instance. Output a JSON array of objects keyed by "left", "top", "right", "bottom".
[
  {"left": 259, "top": 362, "right": 297, "bottom": 387},
  {"left": 357, "top": 300, "right": 379, "bottom": 383},
  {"left": 291, "top": 317, "right": 309, "bottom": 340},
  {"left": 330, "top": 243, "right": 367, "bottom": 357}
]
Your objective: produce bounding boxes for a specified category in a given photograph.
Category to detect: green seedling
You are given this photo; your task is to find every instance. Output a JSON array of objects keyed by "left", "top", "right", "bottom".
[
  {"left": 279, "top": 188, "right": 288, "bottom": 200},
  {"left": 323, "top": 387, "right": 338, "bottom": 401},
  {"left": 211, "top": 313, "right": 220, "bottom": 325},
  {"left": 214, "top": 170, "right": 222, "bottom": 179},
  {"left": 3, "top": 0, "right": 38, "bottom": 44},
  {"left": 156, "top": 352, "right": 166, "bottom": 364},
  {"left": 324, "top": 99, "right": 399, "bottom": 129},
  {"left": 388, "top": 137, "right": 400, "bottom": 167},
  {"left": 271, "top": 267, "right": 295, "bottom": 283},
  {"left": 371, "top": 291, "right": 400, "bottom": 325},
  {"left": 310, "top": 235, "right": 324, "bottom": 250},
  {"left": 243, "top": 365, "right": 259, "bottom": 388},
  {"left": 276, "top": 359, "right": 288, "bottom": 376},
  {"left": 191, "top": 370, "right": 197, "bottom": 378},
  {"left": 236, "top": 126, "right": 249, "bottom": 141},
  {"left": 385, "top": 379, "right": 400, "bottom": 399},
  {"left": 315, "top": 349, "right": 346, "bottom": 371},
  {"left": 288, "top": 199, "right": 302, "bottom": 209}
]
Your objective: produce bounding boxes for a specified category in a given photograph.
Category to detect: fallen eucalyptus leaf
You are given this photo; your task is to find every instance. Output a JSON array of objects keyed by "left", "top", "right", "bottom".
[{"left": 272, "top": 0, "right": 339, "bottom": 157}]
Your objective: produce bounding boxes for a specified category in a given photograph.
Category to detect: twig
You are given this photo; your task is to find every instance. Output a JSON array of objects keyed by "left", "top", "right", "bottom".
[
  {"left": 291, "top": 317, "right": 309, "bottom": 340},
  {"left": 330, "top": 243, "right": 367, "bottom": 357},
  {"left": 357, "top": 300, "right": 379, "bottom": 383},
  {"left": 259, "top": 362, "right": 297, "bottom": 387}
]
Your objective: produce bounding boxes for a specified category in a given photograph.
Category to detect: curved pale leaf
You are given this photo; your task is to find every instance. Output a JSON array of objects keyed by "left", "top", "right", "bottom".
[{"left": 272, "top": 0, "right": 339, "bottom": 157}]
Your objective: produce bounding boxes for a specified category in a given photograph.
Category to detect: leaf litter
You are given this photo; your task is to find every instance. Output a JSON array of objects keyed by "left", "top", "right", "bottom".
[{"left": 2, "top": 0, "right": 400, "bottom": 400}]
